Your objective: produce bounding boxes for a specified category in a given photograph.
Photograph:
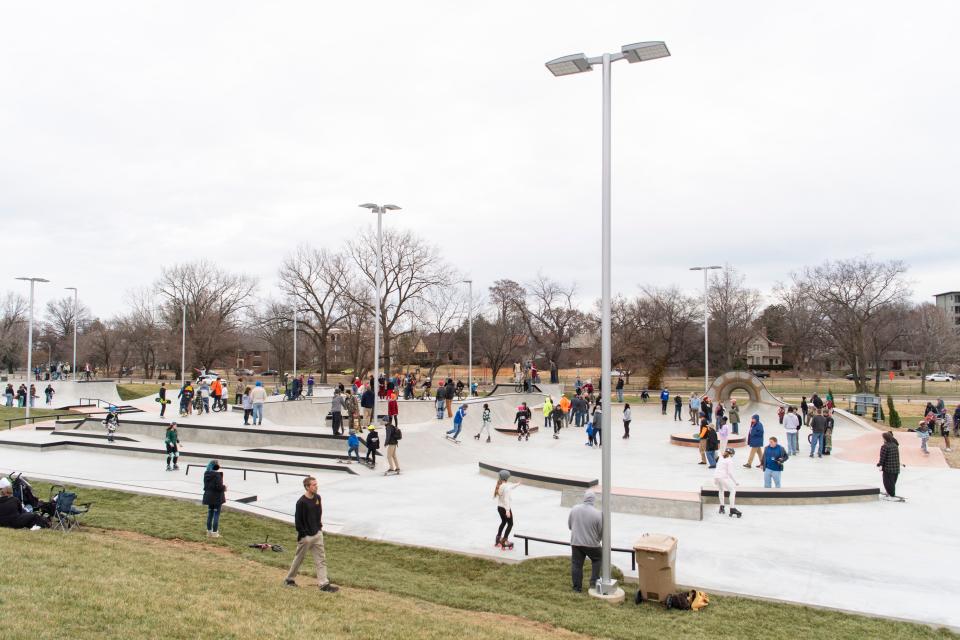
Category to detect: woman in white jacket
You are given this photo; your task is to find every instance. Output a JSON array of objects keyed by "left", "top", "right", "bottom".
[{"left": 713, "top": 448, "right": 742, "bottom": 518}]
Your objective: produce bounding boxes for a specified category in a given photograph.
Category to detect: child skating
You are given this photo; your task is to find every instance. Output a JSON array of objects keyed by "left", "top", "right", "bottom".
[
  {"left": 514, "top": 402, "right": 531, "bottom": 441},
  {"left": 493, "top": 470, "right": 520, "bottom": 550},
  {"left": 365, "top": 425, "right": 381, "bottom": 467},
  {"left": 346, "top": 429, "right": 361, "bottom": 463},
  {"left": 917, "top": 417, "right": 932, "bottom": 455},
  {"left": 165, "top": 422, "right": 181, "bottom": 471},
  {"left": 713, "top": 448, "right": 742, "bottom": 518},
  {"left": 446, "top": 404, "right": 467, "bottom": 443},
  {"left": 474, "top": 403, "right": 493, "bottom": 442}
]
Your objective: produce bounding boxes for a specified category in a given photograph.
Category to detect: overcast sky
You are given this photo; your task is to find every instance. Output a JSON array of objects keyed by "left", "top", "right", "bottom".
[{"left": 2, "top": 1, "right": 958, "bottom": 318}]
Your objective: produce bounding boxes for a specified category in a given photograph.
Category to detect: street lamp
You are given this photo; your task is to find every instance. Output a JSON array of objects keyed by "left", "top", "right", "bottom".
[
  {"left": 690, "top": 266, "right": 722, "bottom": 394},
  {"left": 360, "top": 202, "right": 401, "bottom": 425},
  {"left": 546, "top": 40, "right": 670, "bottom": 600},
  {"left": 16, "top": 276, "right": 49, "bottom": 420},
  {"left": 292, "top": 295, "right": 298, "bottom": 381},
  {"left": 463, "top": 279, "right": 473, "bottom": 394},
  {"left": 64, "top": 287, "right": 78, "bottom": 382},
  {"left": 180, "top": 301, "right": 187, "bottom": 382}
]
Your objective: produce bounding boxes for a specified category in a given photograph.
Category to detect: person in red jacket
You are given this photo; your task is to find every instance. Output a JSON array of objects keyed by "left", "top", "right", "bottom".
[{"left": 387, "top": 390, "right": 399, "bottom": 427}]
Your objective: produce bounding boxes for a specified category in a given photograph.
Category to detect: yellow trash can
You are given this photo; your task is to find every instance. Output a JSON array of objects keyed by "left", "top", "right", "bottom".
[{"left": 633, "top": 533, "right": 677, "bottom": 602}]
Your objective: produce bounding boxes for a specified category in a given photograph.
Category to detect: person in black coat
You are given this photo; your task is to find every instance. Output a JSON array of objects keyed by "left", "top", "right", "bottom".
[
  {"left": 202, "top": 460, "right": 226, "bottom": 537},
  {"left": 877, "top": 432, "right": 902, "bottom": 498},
  {"left": 0, "top": 478, "right": 49, "bottom": 529}
]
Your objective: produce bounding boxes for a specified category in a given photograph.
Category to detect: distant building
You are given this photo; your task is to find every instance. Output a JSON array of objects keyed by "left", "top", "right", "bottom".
[
  {"left": 934, "top": 291, "right": 960, "bottom": 330},
  {"left": 745, "top": 333, "right": 784, "bottom": 366}
]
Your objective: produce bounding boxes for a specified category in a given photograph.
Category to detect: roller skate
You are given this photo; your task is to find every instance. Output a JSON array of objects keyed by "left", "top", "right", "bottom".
[
  {"left": 718, "top": 505, "right": 725, "bottom": 515},
  {"left": 729, "top": 507, "right": 742, "bottom": 518}
]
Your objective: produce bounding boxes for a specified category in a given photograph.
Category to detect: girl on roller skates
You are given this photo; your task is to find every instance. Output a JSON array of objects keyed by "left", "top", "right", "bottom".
[
  {"left": 713, "top": 447, "right": 741, "bottom": 518},
  {"left": 493, "top": 470, "right": 520, "bottom": 549},
  {"left": 474, "top": 403, "right": 492, "bottom": 442},
  {"left": 514, "top": 402, "right": 531, "bottom": 441}
]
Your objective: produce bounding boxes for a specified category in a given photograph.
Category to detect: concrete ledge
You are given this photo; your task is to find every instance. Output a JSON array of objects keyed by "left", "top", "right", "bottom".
[
  {"left": 561, "top": 486, "right": 702, "bottom": 521},
  {"left": 478, "top": 461, "right": 597, "bottom": 491},
  {"left": 670, "top": 432, "right": 746, "bottom": 447},
  {"left": 700, "top": 484, "right": 879, "bottom": 505}
]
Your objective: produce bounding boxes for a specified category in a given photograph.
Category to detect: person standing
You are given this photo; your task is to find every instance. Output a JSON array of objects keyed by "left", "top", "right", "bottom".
[
  {"left": 434, "top": 385, "right": 446, "bottom": 420},
  {"left": 700, "top": 396, "right": 713, "bottom": 425},
  {"left": 713, "top": 448, "right": 741, "bottom": 516},
  {"left": 360, "top": 385, "right": 375, "bottom": 425},
  {"left": 591, "top": 405, "right": 603, "bottom": 447},
  {"left": 159, "top": 382, "right": 168, "bottom": 418},
  {"left": 4, "top": 383, "right": 14, "bottom": 407},
  {"left": 673, "top": 395, "right": 683, "bottom": 421},
  {"left": 660, "top": 388, "right": 669, "bottom": 415},
  {"left": 202, "top": 459, "right": 226, "bottom": 538},
  {"left": 234, "top": 378, "right": 244, "bottom": 405},
  {"left": 622, "top": 403, "right": 632, "bottom": 439},
  {"left": 823, "top": 409, "right": 835, "bottom": 455},
  {"left": 761, "top": 437, "right": 788, "bottom": 488},
  {"left": 542, "top": 396, "right": 554, "bottom": 430},
  {"left": 744, "top": 414, "right": 764, "bottom": 468},
  {"left": 164, "top": 423, "right": 181, "bottom": 471},
  {"left": 615, "top": 377, "right": 624, "bottom": 403},
  {"left": 387, "top": 391, "right": 399, "bottom": 428},
  {"left": 783, "top": 406, "right": 801, "bottom": 456},
  {"left": 250, "top": 381, "right": 267, "bottom": 426},
  {"left": 284, "top": 476, "right": 339, "bottom": 592},
  {"left": 211, "top": 377, "right": 223, "bottom": 411},
  {"left": 705, "top": 423, "right": 719, "bottom": 468},
  {"left": 343, "top": 389, "right": 358, "bottom": 430},
  {"left": 568, "top": 490, "right": 603, "bottom": 593},
  {"left": 809, "top": 409, "right": 826, "bottom": 458},
  {"left": 571, "top": 393, "right": 586, "bottom": 428},
  {"left": 444, "top": 378, "right": 455, "bottom": 417},
  {"left": 384, "top": 420, "right": 400, "bottom": 474},
  {"left": 696, "top": 418, "right": 709, "bottom": 465},
  {"left": 307, "top": 374, "right": 315, "bottom": 397},
  {"left": 494, "top": 471, "right": 520, "bottom": 549},
  {"left": 241, "top": 386, "right": 253, "bottom": 425},
  {"left": 689, "top": 394, "right": 700, "bottom": 424},
  {"left": 717, "top": 415, "right": 730, "bottom": 452},
  {"left": 330, "top": 389, "right": 344, "bottom": 436},
  {"left": 474, "top": 403, "right": 493, "bottom": 442},
  {"left": 559, "top": 394, "right": 572, "bottom": 425},
  {"left": 800, "top": 396, "right": 809, "bottom": 425},
  {"left": 877, "top": 431, "right": 902, "bottom": 498}
]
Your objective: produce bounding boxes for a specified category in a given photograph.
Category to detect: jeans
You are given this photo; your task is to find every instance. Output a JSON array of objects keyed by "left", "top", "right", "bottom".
[
  {"left": 731, "top": 422, "right": 739, "bottom": 435},
  {"left": 810, "top": 432, "right": 823, "bottom": 456},
  {"left": 206, "top": 507, "right": 220, "bottom": 532},
  {"left": 575, "top": 411, "right": 585, "bottom": 428},
  {"left": 252, "top": 403, "right": 263, "bottom": 424},
  {"left": 674, "top": 405, "right": 682, "bottom": 421},
  {"left": 763, "top": 468, "right": 782, "bottom": 488},
  {"left": 616, "top": 389, "right": 623, "bottom": 402},
  {"left": 202, "top": 397, "right": 210, "bottom": 413},
  {"left": 243, "top": 409, "right": 252, "bottom": 424},
  {"left": 331, "top": 412, "right": 343, "bottom": 435},
  {"left": 348, "top": 445, "right": 360, "bottom": 462},
  {"left": 661, "top": 400, "right": 667, "bottom": 414},
  {"left": 5, "top": 395, "right": 12, "bottom": 407},
  {"left": 706, "top": 449, "right": 717, "bottom": 467},
  {"left": 786, "top": 432, "right": 798, "bottom": 455},
  {"left": 446, "top": 423, "right": 462, "bottom": 439},
  {"left": 571, "top": 546, "right": 602, "bottom": 591}
]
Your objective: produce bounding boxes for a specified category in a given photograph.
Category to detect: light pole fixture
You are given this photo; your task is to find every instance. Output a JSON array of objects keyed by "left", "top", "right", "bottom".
[
  {"left": 16, "top": 276, "right": 49, "bottom": 420},
  {"left": 360, "top": 202, "right": 401, "bottom": 426},
  {"left": 690, "top": 266, "right": 722, "bottom": 394},
  {"left": 463, "top": 279, "right": 473, "bottom": 394},
  {"left": 546, "top": 40, "right": 670, "bottom": 600},
  {"left": 64, "top": 287, "right": 78, "bottom": 382}
]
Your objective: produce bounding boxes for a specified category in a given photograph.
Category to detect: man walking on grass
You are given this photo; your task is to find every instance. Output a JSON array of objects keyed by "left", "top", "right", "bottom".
[
  {"left": 285, "top": 476, "right": 339, "bottom": 592},
  {"left": 568, "top": 490, "right": 603, "bottom": 593}
]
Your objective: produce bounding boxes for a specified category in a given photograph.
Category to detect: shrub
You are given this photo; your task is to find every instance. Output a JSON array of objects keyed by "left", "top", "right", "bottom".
[
  {"left": 887, "top": 395, "right": 901, "bottom": 428},
  {"left": 648, "top": 360, "right": 665, "bottom": 390}
]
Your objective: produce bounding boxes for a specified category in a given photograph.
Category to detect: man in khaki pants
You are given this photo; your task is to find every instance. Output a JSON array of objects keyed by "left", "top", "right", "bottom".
[
  {"left": 284, "top": 476, "right": 339, "bottom": 592},
  {"left": 384, "top": 421, "right": 400, "bottom": 475}
]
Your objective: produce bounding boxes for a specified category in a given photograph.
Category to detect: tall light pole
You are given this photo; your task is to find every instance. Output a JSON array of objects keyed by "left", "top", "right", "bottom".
[
  {"left": 16, "top": 277, "right": 49, "bottom": 420},
  {"left": 690, "top": 266, "right": 722, "bottom": 393},
  {"left": 292, "top": 295, "right": 298, "bottom": 381},
  {"left": 547, "top": 40, "right": 670, "bottom": 599},
  {"left": 180, "top": 302, "right": 187, "bottom": 382},
  {"left": 360, "top": 203, "right": 401, "bottom": 426},
  {"left": 462, "top": 279, "right": 473, "bottom": 393},
  {"left": 64, "top": 287, "right": 78, "bottom": 382}
]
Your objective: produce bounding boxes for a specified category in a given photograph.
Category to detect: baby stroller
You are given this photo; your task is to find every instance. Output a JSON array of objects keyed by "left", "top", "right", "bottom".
[
  {"left": 9, "top": 471, "right": 53, "bottom": 516},
  {"left": 49, "top": 485, "right": 92, "bottom": 532}
]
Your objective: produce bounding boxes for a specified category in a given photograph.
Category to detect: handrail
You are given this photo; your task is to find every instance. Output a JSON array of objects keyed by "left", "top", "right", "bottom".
[
  {"left": 513, "top": 533, "right": 636, "bottom": 571},
  {"left": 183, "top": 463, "right": 307, "bottom": 484},
  {"left": 4, "top": 412, "right": 91, "bottom": 430}
]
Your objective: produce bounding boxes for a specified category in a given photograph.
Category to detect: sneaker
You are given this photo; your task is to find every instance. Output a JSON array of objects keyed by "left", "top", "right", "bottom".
[
  {"left": 742, "top": 464, "right": 751, "bottom": 468},
  {"left": 210, "top": 531, "right": 220, "bottom": 538},
  {"left": 30, "top": 524, "right": 42, "bottom": 531},
  {"left": 486, "top": 437, "right": 491, "bottom": 443},
  {"left": 284, "top": 579, "right": 298, "bottom": 588},
  {"left": 206, "top": 530, "right": 212, "bottom": 537},
  {"left": 173, "top": 464, "right": 180, "bottom": 470},
  {"left": 698, "top": 461, "right": 706, "bottom": 465},
  {"left": 165, "top": 466, "right": 172, "bottom": 471},
  {"left": 319, "top": 582, "right": 340, "bottom": 593}
]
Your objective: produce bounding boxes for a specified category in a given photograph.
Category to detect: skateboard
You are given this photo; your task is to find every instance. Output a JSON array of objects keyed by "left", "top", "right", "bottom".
[{"left": 444, "top": 435, "right": 461, "bottom": 445}]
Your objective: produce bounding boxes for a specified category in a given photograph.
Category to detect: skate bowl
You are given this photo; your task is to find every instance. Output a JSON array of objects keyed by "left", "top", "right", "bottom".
[
  {"left": 478, "top": 460, "right": 597, "bottom": 492},
  {"left": 700, "top": 484, "right": 879, "bottom": 505},
  {"left": 670, "top": 433, "right": 746, "bottom": 447},
  {"left": 705, "top": 371, "right": 783, "bottom": 406},
  {"left": 22, "top": 380, "right": 123, "bottom": 409}
]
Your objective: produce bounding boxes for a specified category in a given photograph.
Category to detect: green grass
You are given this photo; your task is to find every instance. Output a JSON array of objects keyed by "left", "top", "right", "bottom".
[
  {"left": 6, "top": 482, "right": 953, "bottom": 640},
  {"left": 0, "top": 406, "right": 74, "bottom": 427},
  {"left": 116, "top": 383, "right": 163, "bottom": 401}
]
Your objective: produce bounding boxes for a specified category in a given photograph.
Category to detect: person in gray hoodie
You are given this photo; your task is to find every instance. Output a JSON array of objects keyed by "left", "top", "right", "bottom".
[{"left": 568, "top": 490, "right": 603, "bottom": 592}]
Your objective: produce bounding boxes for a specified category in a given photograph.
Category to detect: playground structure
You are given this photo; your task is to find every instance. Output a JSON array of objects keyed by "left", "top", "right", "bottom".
[{"left": 704, "top": 371, "right": 783, "bottom": 405}]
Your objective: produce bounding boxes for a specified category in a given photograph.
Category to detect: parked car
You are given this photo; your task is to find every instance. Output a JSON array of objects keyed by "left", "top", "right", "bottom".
[
  {"left": 260, "top": 369, "right": 279, "bottom": 377},
  {"left": 749, "top": 370, "right": 770, "bottom": 379},
  {"left": 925, "top": 372, "right": 956, "bottom": 382},
  {"left": 235, "top": 368, "right": 254, "bottom": 376},
  {"left": 196, "top": 374, "right": 219, "bottom": 385}
]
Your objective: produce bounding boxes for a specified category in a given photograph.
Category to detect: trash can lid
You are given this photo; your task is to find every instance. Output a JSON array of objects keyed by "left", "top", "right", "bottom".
[{"left": 633, "top": 533, "right": 677, "bottom": 553}]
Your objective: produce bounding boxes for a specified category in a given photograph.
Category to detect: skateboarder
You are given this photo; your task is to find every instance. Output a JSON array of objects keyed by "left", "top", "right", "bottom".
[
  {"left": 446, "top": 404, "right": 467, "bottom": 441},
  {"left": 364, "top": 425, "right": 380, "bottom": 467}
]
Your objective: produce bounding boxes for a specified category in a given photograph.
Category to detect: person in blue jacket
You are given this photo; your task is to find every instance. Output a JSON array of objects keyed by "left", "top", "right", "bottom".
[
  {"left": 447, "top": 404, "right": 468, "bottom": 441},
  {"left": 743, "top": 414, "right": 764, "bottom": 468},
  {"left": 762, "top": 437, "right": 789, "bottom": 488},
  {"left": 660, "top": 388, "right": 670, "bottom": 415}
]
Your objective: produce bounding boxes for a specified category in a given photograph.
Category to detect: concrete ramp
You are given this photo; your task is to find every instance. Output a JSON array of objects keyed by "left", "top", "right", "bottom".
[
  {"left": 705, "top": 371, "right": 783, "bottom": 405},
  {"left": 23, "top": 380, "right": 123, "bottom": 409}
]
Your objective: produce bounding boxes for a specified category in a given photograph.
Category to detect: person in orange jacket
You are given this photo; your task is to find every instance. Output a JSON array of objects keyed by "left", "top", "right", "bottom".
[{"left": 559, "top": 395, "right": 572, "bottom": 425}]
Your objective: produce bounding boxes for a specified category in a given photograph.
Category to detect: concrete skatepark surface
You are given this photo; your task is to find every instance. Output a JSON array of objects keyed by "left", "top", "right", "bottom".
[
  {"left": 2, "top": 388, "right": 959, "bottom": 629},
  {"left": 8, "top": 379, "right": 122, "bottom": 410}
]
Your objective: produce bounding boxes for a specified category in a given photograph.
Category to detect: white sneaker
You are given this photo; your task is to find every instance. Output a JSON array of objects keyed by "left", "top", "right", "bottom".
[
  {"left": 210, "top": 531, "right": 220, "bottom": 538},
  {"left": 30, "top": 525, "right": 41, "bottom": 531}
]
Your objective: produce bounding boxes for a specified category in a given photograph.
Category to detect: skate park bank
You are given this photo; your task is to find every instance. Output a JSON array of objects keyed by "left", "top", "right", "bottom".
[{"left": 2, "top": 377, "right": 959, "bottom": 629}]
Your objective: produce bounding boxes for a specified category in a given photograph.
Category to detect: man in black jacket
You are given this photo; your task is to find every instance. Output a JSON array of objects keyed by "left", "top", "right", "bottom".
[
  {"left": 384, "top": 422, "right": 400, "bottom": 474},
  {"left": 284, "top": 476, "right": 339, "bottom": 592}
]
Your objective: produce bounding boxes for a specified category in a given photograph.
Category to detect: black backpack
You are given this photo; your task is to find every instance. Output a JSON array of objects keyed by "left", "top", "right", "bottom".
[{"left": 394, "top": 426, "right": 403, "bottom": 441}]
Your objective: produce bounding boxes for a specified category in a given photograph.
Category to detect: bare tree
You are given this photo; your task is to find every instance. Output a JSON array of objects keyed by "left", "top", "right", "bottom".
[
  {"left": 516, "top": 275, "right": 586, "bottom": 366},
  {"left": 635, "top": 286, "right": 701, "bottom": 384},
  {"left": 119, "top": 290, "right": 165, "bottom": 378},
  {"left": 279, "top": 246, "right": 349, "bottom": 382},
  {"left": 0, "top": 292, "right": 28, "bottom": 374},
  {"left": 338, "top": 296, "right": 372, "bottom": 380},
  {"left": 44, "top": 296, "right": 92, "bottom": 356},
  {"left": 249, "top": 301, "right": 294, "bottom": 379},
  {"left": 342, "top": 228, "right": 450, "bottom": 374},
  {"left": 156, "top": 260, "right": 257, "bottom": 373},
  {"left": 416, "top": 286, "right": 467, "bottom": 379},
  {"left": 907, "top": 303, "right": 960, "bottom": 394},
  {"left": 795, "top": 257, "right": 910, "bottom": 392},
  {"left": 85, "top": 318, "right": 120, "bottom": 374},
  {"left": 772, "top": 283, "right": 827, "bottom": 373},
  {"left": 477, "top": 280, "right": 525, "bottom": 383},
  {"left": 708, "top": 266, "right": 762, "bottom": 370}
]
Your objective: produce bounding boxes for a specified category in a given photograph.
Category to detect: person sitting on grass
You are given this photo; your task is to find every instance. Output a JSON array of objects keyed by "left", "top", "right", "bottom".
[{"left": 0, "top": 478, "right": 49, "bottom": 530}]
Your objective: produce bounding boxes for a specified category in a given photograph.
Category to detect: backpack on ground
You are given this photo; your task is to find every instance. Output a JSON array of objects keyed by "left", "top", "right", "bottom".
[{"left": 663, "top": 589, "right": 710, "bottom": 611}]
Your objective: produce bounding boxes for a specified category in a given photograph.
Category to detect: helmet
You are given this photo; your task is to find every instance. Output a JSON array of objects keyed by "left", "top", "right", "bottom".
[{"left": 498, "top": 470, "right": 511, "bottom": 481}]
